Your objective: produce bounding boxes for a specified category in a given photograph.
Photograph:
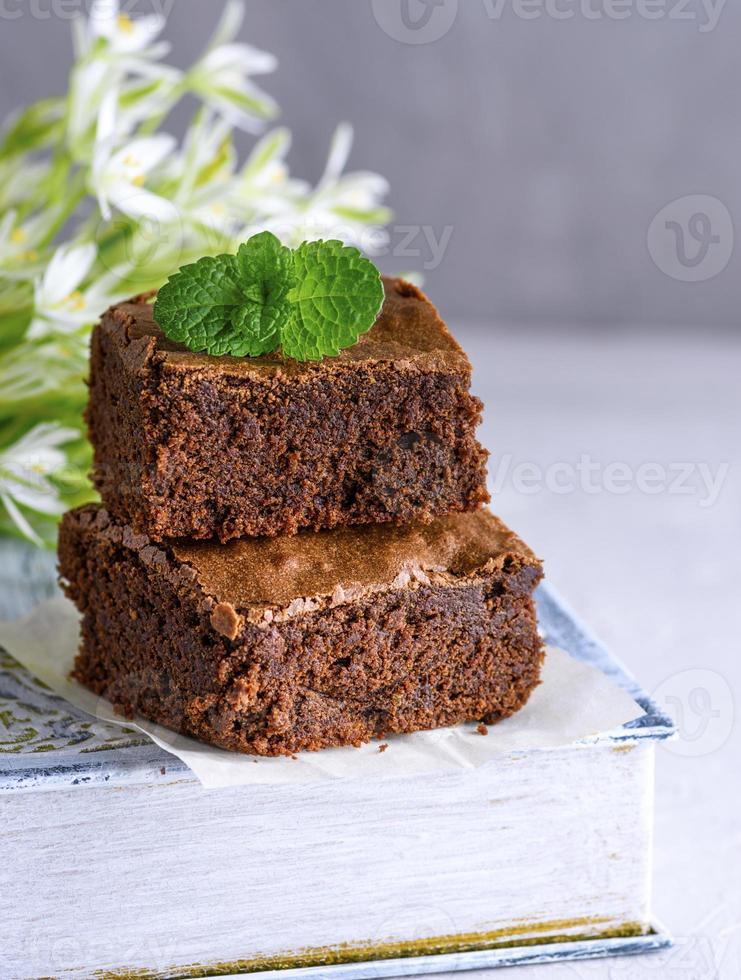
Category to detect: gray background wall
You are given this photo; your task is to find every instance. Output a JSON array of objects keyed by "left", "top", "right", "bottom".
[{"left": 1, "top": 0, "right": 739, "bottom": 327}]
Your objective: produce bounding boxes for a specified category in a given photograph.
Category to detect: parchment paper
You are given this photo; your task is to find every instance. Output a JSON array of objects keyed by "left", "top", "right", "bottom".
[{"left": 0, "top": 596, "right": 643, "bottom": 789}]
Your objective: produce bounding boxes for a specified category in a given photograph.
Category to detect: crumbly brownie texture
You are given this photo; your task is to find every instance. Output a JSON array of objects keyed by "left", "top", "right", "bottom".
[
  {"left": 59, "top": 505, "right": 544, "bottom": 756},
  {"left": 87, "top": 277, "right": 489, "bottom": 543}
]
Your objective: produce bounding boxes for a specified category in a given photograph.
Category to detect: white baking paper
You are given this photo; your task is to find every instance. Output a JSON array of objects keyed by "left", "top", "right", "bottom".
[{"left": 0, "top": 596, "right": 643, "bottom": 789}]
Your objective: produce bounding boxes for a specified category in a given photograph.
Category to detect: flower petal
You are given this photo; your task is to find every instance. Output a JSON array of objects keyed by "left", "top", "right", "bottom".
[
  {"left": 6, "top": 423, "right": 79, "bottom": 457},
  {"left": 108, "top": 184, "right": 180, "bottom": 223},
  {"left": 123, "top": 14, "right": 166, "bottom": 52},
  {"left": 0, "top": 492, "right": 44, "bottom": 546},
  {"left": 109, "top": 133, "right": 176, "bottom": 174},
  {"left": 201, "top": 43, "right": 277, "bottom": 76},
  {"left": 40, "top": 242, "right": 96, "bottom": 306},
  {"left": 241, "top": 127, "right": 291, "bottom": 181},
  {"left": 319, "top": 123, "right": 354, "bottom": 188},
  {"left": 204, "top": 0, "right": 245, "bottom": 51}
]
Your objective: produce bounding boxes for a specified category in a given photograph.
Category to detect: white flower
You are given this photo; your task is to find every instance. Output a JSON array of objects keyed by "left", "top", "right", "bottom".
[
  {"left": 27, "top": 242, "right": 96, "bottom": 337},
  {"left": 162, "top": 110, "right": 237, "bottom": 239},
  {"left": 0, "top": 336, "right": 88, "bottom": 405},
  {"left": 178, "top": 110, "right": 236, "bottom": 188},
  {"left": 0, "top": 424, "right": 78, "bottom": 546},
  {"left": 0, "top": 211, "right": 32, "bottom": 268},
  {"left": 74, "top": 0, "right": 169, "bottom": 60},
  {"left": 72, "top": 60, "right": 182, "bottom": 151},
  {"left": 163, "top": 112, "right": 305, "bottom": 249},
  {"left": 246, "top": 124, "right": 391, "bottom": 251},
  {"left": 88, "top": 0, "right": 168, "bottom": 56},
  {"left": 0, "top": 158, "right": 50, "bottom": 211},
  {"left": 67, "top": 1, "right": 180, "bottom": 155},
  {"left": 202, "top": 0, "right": 246, "bottom": 51},
  {"left": 91, "top": 128, "right": 177, "bottom": 222},
  {"left": 114, "top": 69, "right": 183, "bottom": 139},
  {"left": 232, "top": 127, "right": 306, "bottom": 217},
  {"left": 27, "top": 242, "right": 125, "bottom": 339},
  {"left": 67, "top": 56, "right": 114, "bottom": 156},
  {"left": 187, "top": 1, "right": 278, "bottom": 133},
  {"left": 0, "top": 209, "right": 61, "bottom": 278},
  {"left": 309, "top": 124, "right": 392, "bottom": 242}
]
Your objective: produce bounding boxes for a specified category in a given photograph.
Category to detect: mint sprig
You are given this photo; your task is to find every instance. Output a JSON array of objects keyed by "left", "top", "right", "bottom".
[{"left": 153, "top": 231, "right": 384, "bottom": 361}]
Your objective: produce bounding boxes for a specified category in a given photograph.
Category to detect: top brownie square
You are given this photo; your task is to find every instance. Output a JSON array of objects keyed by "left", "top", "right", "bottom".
[{"left": 87, "top": 277, "right": 489, "bottom": 542}]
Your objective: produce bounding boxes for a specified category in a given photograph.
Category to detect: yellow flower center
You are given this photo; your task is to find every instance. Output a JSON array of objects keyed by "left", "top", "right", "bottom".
[
  {"left": 117, "top": 14, "right": 134, "bottom": 34},
  {"left": 10, "top": 228, "right": 26, "bottom": 244},
  {"left": 211, "top": 203, "right": 226, "bottom": 215},
  {"left": 62, "top": 290, "right": 86, "bottom": 312},
  {"left": 120, "top": 153, "right": 145, "bottom": 186}
]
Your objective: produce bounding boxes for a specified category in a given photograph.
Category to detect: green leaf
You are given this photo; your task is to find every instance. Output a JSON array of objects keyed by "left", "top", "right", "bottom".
[
  {"left": 195, "top": 130, "right": 234, "bottom": 188},
  {"left": 241, "top": 127, "right": 290, "bottom": 181},
  {"left": 208, "top": 84, "right": 278, "bottom": 121},
  {"left": 231, "top": 232, "right": 294, "bottom": 356},
  {"left": 153, "top": 232, "right": 294, "bottom": 357},
  {"left": 234, "top": 230, "right": 293, "bottom": 293},
  {"left": 281, "top": 240, "right": 384, "bottom": 361},
  {"left": 0, "top": 99, "right": 65, "bottom": 159},
  {"left": 118, "top": 78, "right": 163, "bottom": 108},
  {"left": 153, "top": 254, "right": 248, "bottom": 357},
  {"left": 153, "top": 233, "right": 383, "bottom": 362}
]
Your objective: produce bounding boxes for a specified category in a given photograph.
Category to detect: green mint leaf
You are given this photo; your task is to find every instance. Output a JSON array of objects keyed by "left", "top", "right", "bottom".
[
  {"left": 232, "top": 232, "right": 295, "bottom": 356},
  {"left": 235, "top": 230, "right": 293, "bottom": 292},
  {"left": 154, "top": 232, "right": 294, "bottom": 358},
  {"left": 153, "top": 233, "right": 383, "bottom": 362},
  {"left": 281, "top": 240, "right": 384, "bottom": 361},
  {"left": 153, "top": 254, "right": 248, "bottom": 357}
]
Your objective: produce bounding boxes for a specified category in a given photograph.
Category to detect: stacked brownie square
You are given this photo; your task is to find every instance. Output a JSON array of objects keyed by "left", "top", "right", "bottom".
[{"left": 59, "top": 278, "right": 544, "bottom": 755}]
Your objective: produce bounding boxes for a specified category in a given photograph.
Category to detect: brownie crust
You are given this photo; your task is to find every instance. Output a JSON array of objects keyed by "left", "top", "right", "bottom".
[
  {"left": 59, "top": 506, "right": 544, "bottom": 756},
  {"left": 87, "top": 278, "right": 489, "bottom": 543}
]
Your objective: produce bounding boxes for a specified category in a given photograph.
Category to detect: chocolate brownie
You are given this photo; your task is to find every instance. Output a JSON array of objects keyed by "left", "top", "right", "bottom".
[
  {"left": 87, "top": 277, "right": 489, "bottom": 542},
  {"left": 59, "top": 505, "right": 544, "bottom": 756}
]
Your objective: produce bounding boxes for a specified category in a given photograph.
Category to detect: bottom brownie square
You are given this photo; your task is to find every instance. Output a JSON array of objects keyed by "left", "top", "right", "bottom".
[{"left": 58, "top": 506, "right": 544, "bottom": 756}]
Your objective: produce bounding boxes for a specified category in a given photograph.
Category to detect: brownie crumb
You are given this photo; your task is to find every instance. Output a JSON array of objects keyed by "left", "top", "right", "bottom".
[
  {"left": 477, "top": 722, "right": 489, "bottom": 736},
  {"left": 378, "top": 743, "right": 389, "bottom": 753}
]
